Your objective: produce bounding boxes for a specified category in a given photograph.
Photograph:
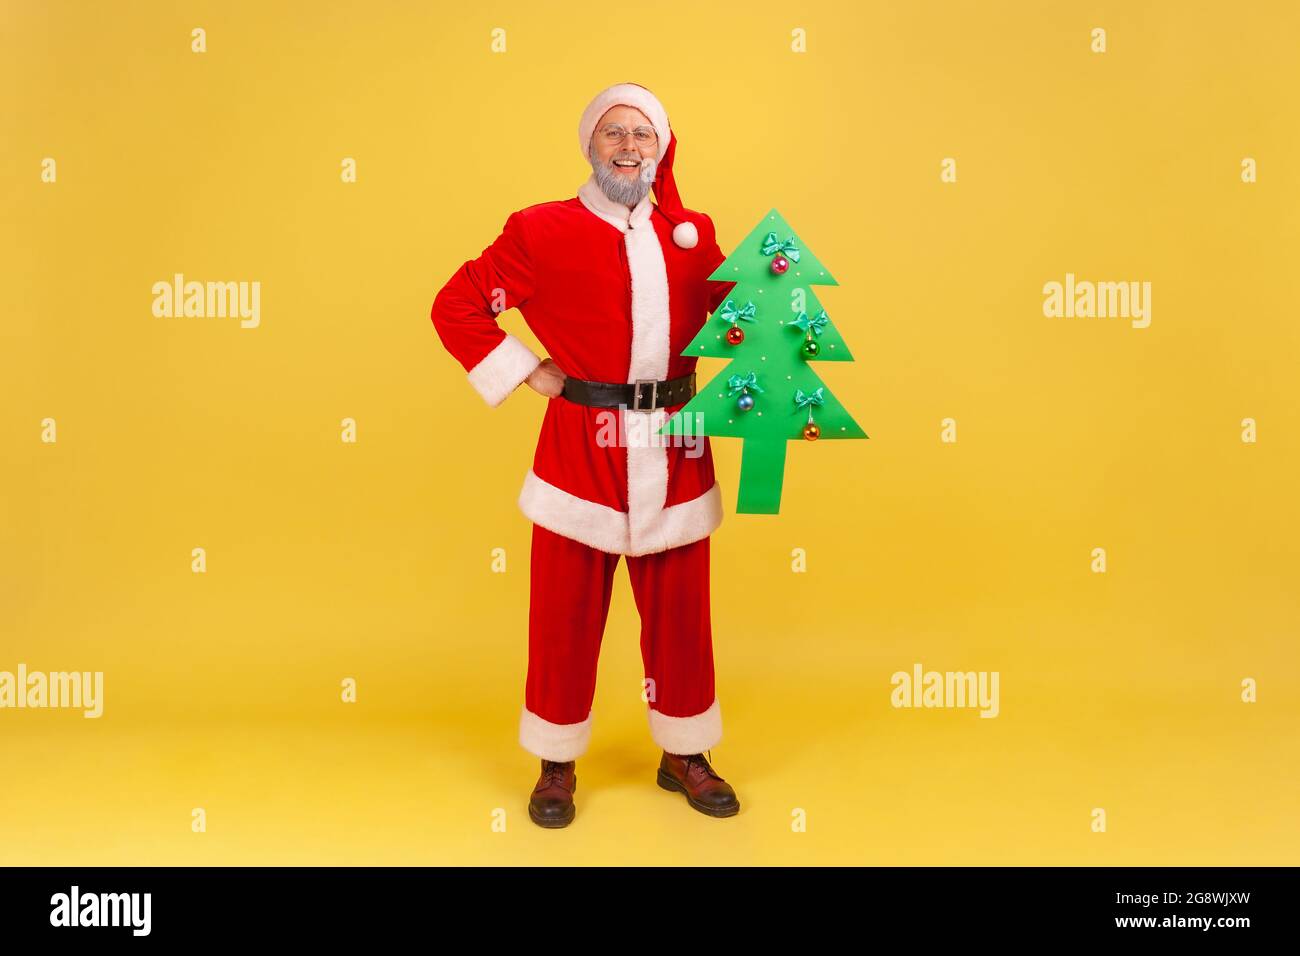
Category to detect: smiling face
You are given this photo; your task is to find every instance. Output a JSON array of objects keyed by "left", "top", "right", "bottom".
[{"left": 590, "top": 105, "right": 658, "bottom": 185}]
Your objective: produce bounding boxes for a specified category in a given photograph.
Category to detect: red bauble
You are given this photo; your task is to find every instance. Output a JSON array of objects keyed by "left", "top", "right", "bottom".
[
  {"left": 802, "top": 423, "right": 821, "bottom": 441},
  {"left": 770, "top": 255, "right": 790, "bottom": 275},
  {"left": 725, "top": 326, "right": 745, "bottom": 345}
]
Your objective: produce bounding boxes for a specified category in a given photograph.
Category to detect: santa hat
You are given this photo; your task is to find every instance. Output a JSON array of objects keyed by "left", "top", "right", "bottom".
[{"left": 578, "top": 82, "right": 699, "bottom": 250}]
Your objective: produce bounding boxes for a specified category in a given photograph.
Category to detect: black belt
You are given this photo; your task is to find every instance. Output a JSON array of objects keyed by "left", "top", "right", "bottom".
[{"left": 561, "top": 371, "right": 696, "bottom": 411}]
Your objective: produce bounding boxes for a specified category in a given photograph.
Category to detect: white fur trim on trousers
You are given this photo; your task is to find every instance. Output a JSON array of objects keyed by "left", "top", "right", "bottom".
[
  {"left": 647, "top": 698, "right": 722, "bottom": 755},
  {"left": 519, "top": 707, "right": 593, "bottom": 762}
]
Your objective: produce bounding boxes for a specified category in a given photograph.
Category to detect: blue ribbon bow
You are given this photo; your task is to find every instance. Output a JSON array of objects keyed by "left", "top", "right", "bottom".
[
  {"left": 719, "top": 299, "right": 757, "bottom": 325},
  {"left": 727, "top": 371, "right": 764, "bottom": 396},
  {"left": 793, "top": 387, "right": 825, "bottom": 418},
  {"left": 760, "top": 231, "right": 801, "bottom": 263},
  {"left": 791, "top": 308, "right": 829, "bottom": 336}
]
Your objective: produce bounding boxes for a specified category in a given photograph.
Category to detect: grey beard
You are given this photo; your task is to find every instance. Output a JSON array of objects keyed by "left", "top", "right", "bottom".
[{"left": 589, "top": 143, "right": 655, "bottom": 207}]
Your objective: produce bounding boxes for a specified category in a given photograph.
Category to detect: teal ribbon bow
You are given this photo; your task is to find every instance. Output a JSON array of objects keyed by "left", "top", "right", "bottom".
[
  {"left": 727, "top": 372, "right": 764, "bottom": 396},
  {"left": 718, "top": 299, "right": 757, "bottom": 325},
  {"left": 793, "top": 386, "right": 825, "bottom": 420},
  {"left": 791, "top": 308, "right": 829, "bottom": 336},
  {"left": 760, "top": 231, "right": 801, "bottom": 263}
]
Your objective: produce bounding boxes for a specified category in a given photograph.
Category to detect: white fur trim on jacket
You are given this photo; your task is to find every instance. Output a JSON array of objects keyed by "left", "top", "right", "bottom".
[
  {"left": 577, "top": 174, "right": 654, "bottom": 233},
  {"left": 574, "top": 175, "right": 722, "bottom": 555},
  {"left": 519, "top": 706, "right": 594, "bottom": 761},
  {"left": 466, "top": 333, "right": 542, "bottom": 408},
  {"left": 518, "top": 469, "right": 722, "bottom": 557},
  {"left": 647, "top": 698, "right": 722, "bottom": 755},
  {"left": 622, "top": 213, "right": 670, "bottom": 382}
]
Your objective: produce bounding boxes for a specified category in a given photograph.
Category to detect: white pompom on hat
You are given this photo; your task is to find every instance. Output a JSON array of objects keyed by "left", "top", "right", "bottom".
[{"left": 578, "top": 81, "right": 698, "bottom": 249}]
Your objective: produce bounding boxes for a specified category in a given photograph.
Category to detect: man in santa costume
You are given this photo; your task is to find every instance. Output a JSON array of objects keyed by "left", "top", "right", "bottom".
[{"left": 430, "top": 82, "right": 740, "bottom": 828}]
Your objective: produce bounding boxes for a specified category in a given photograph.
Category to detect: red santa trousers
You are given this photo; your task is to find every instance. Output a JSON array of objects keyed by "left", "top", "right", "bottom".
[{"left": 519, "top": 522, "right": 721, "bottom": 761}]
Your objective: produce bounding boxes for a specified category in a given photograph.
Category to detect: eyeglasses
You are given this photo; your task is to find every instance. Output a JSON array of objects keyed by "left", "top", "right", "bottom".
[{"left": 598, "top": 123, "right": 658, "bottom": 146}]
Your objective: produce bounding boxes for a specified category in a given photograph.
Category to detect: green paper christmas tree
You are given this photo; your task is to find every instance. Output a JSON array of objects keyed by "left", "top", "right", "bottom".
[{"left": 659, "top": 209, "right": 868, "bottom": 514}]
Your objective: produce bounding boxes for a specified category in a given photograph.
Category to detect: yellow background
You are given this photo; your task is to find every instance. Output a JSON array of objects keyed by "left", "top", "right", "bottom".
[{"left": 2, "top": 0, "right": 1296, "bottom": 865}]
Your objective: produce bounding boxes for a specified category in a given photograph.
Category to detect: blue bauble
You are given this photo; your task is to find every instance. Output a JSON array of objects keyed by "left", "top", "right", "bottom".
[{"left": 736, "top": 393, "right": 755, "bottom": 412}]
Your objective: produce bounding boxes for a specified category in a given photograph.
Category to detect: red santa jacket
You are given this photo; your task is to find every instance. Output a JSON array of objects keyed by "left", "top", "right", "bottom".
[{"left": 430, "top": 175, "right": 735, "bottom": 556}]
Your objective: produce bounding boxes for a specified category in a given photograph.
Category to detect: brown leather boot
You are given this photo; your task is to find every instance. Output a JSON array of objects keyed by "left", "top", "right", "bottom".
[
  {"left": 657, "top": 750, "right": 739, "bottom": 817},
  {"left": 528, "top": 759, "right": 576, "bottom": 828}
]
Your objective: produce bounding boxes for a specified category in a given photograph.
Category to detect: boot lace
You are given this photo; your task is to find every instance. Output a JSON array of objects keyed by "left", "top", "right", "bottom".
[
  {"left": 541, "top": 760, "right": 570, "bottom": 786},
  {"left": 684, "top": 750, "right": 720, "bottom": 780}
]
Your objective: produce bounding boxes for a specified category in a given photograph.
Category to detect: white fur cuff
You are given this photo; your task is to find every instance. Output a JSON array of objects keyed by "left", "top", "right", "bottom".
[
  {"left": 467, "top": 334, "right": 542, "bottom": 408},
  {"left": 519, "top": 706, "right": 593, "bottom": 761},
  {"left": 647, "top": 698, "right": 722, "bottom": 754}
]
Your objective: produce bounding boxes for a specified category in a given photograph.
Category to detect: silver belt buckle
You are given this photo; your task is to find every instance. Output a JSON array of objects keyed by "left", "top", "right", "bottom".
[{"left": 632, "top": 378, "right": 658, "bottom": 411}]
